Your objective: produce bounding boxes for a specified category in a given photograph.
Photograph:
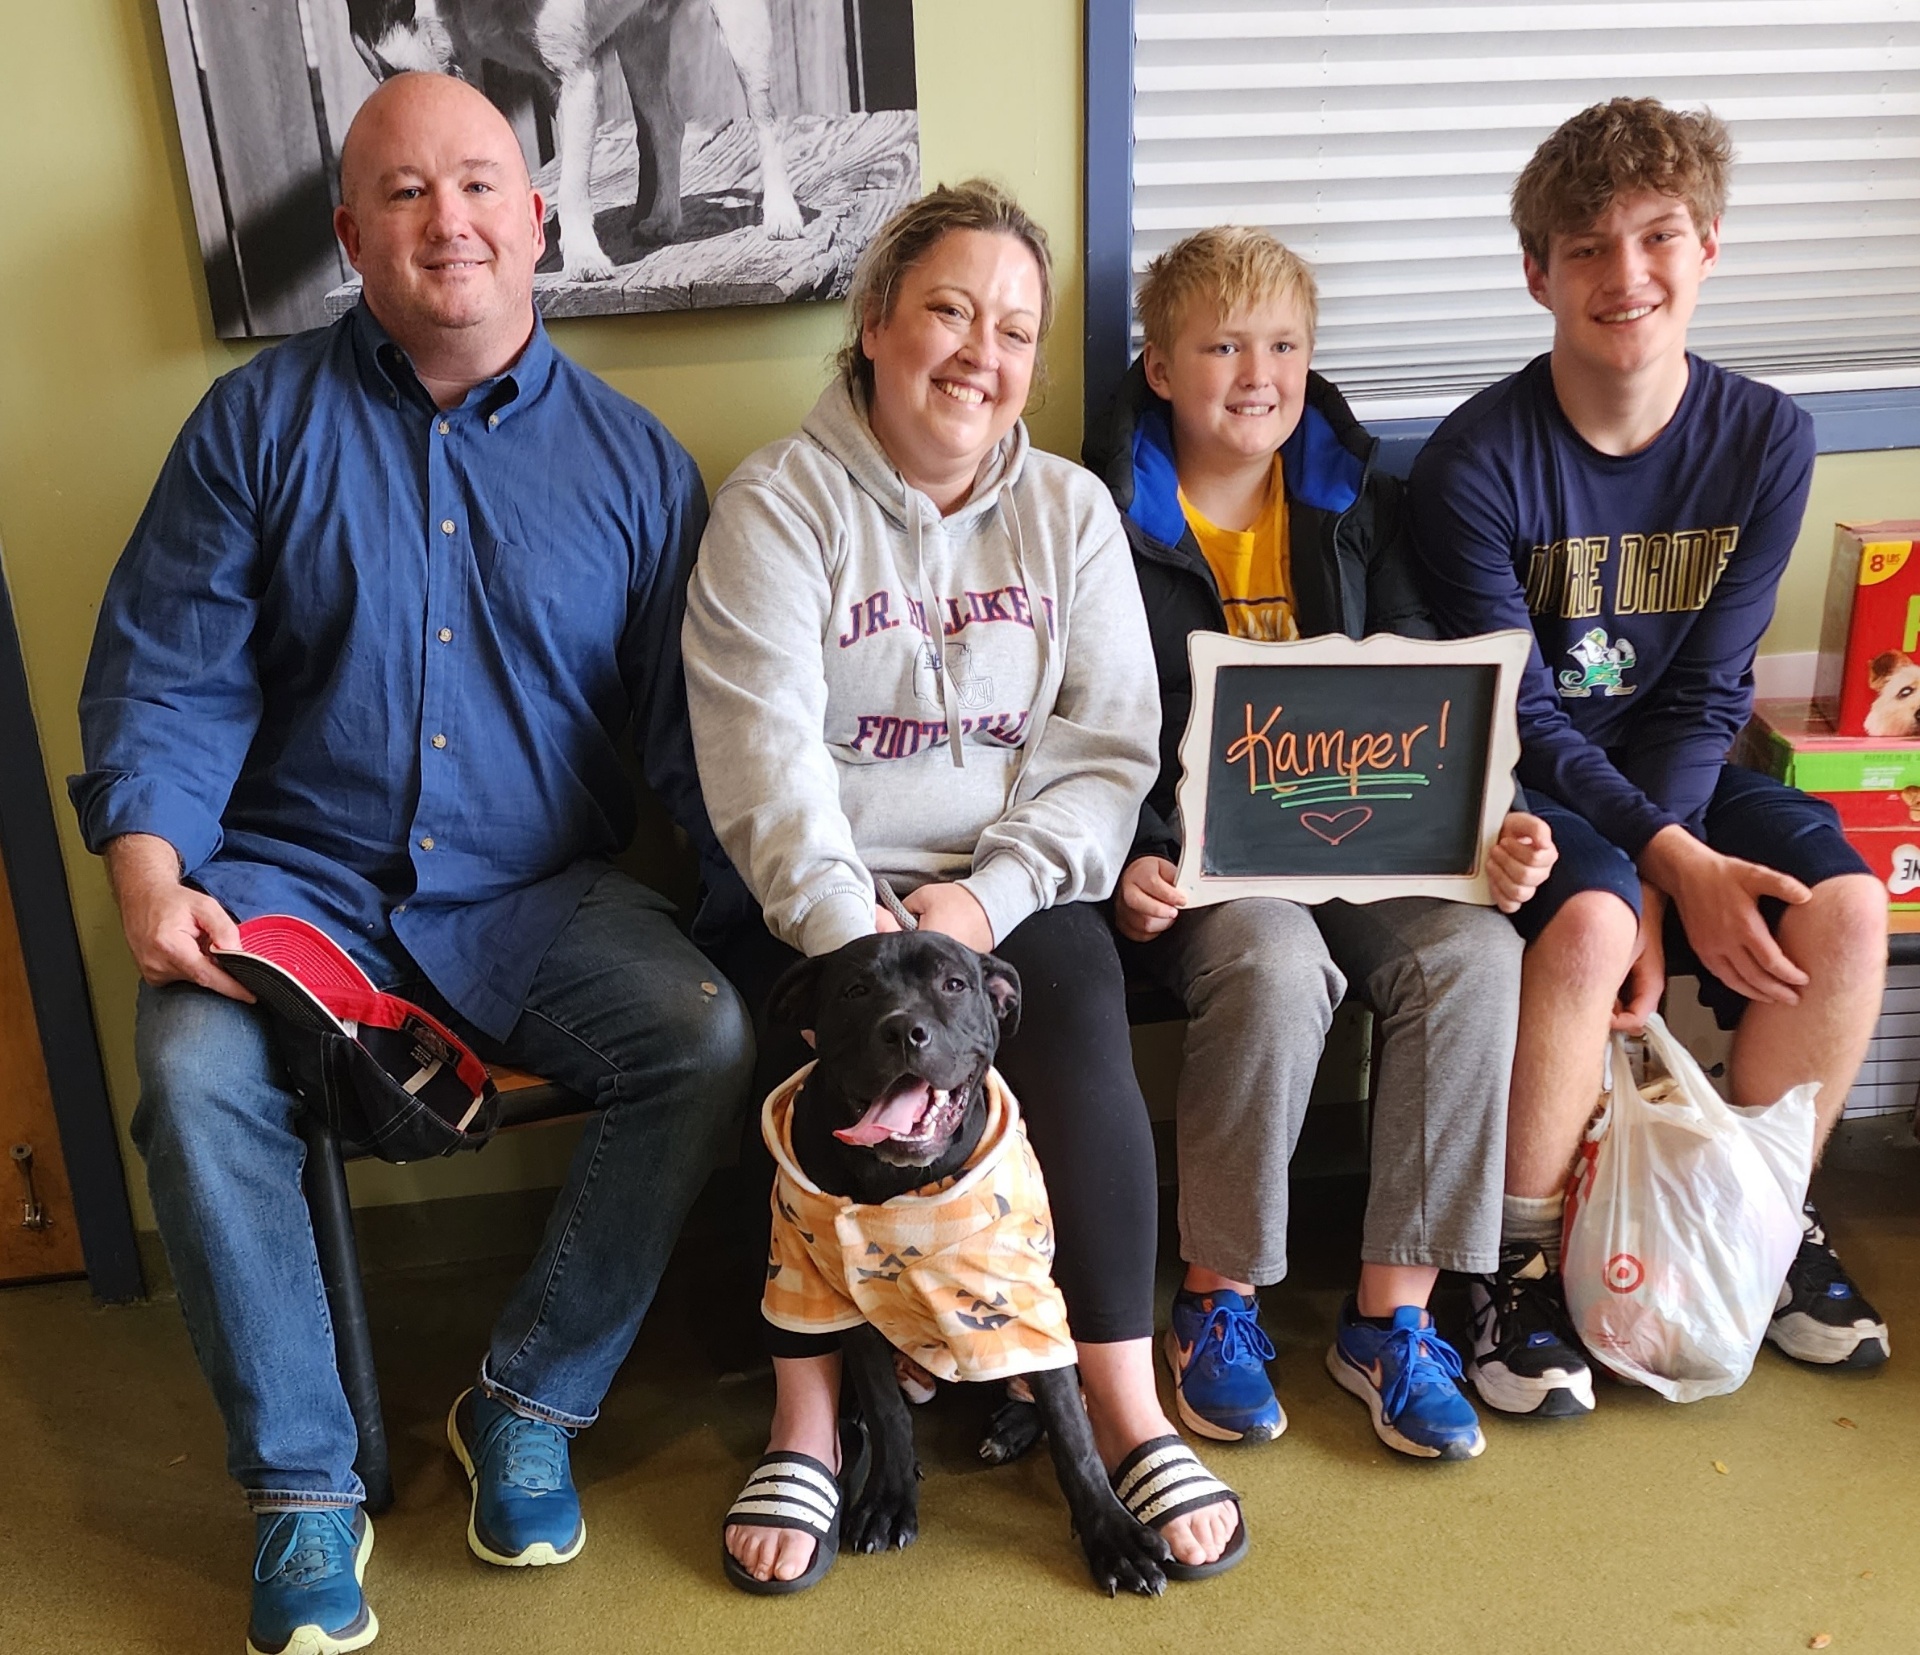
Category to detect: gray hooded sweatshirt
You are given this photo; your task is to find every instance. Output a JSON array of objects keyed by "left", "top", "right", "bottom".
[{"left": 684, "top": 378, "right": 1160, "bottom": 957}]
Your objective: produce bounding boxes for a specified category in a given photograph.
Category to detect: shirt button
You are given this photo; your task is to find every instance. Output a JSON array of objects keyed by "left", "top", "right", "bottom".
[
  {"left": 438, "top": 627, "right": 453, "bottom": 643},
  {"left": 437, "top": 420, "right": 450, "bottom": 435},
  {"left": 487, "top": 414, "right": 500, "bottom": 429},
  {"left": 419, "top": 836, "right": 435, "bottom": 851},
  {"left": 431, "top": 733, "right": 447, "bottom": 749},
  {"left": 394, "top": 904, "right": 407, "bottom": 915},
  {"left": 440, "top": 519, "right": 456, "bottom": 535}
]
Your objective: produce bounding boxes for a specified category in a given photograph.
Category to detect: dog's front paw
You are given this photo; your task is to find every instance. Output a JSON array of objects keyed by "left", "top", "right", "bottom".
[
  {"left": 761, "top": 190, "right": 804, "bottom": 240},
  {"left": 562, "top": 251, "right": 617, "bottom": 283},
  {"left": 1078, "top": 1506, "right": 1171, "bottom": 1598},
  {"left": 978, "top": 1395, "right": 1044, "bottom": 1465},
  {"left": 844, "top": 1474, "right": 919, "bottom": 1555}
]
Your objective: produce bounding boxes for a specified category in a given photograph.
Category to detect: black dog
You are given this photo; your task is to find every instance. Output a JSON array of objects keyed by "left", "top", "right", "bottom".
[{"left": 766, "top": 931, "right": 1171, "bottom": 1596}]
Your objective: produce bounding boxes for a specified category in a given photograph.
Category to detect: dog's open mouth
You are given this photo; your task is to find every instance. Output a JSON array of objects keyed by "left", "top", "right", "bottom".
[{"left": 834, "top": 1073, "right": 970, "bottom": 1150}]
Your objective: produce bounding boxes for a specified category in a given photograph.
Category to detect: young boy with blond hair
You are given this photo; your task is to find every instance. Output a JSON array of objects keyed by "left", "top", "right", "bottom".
[
  {"left": 1410, "top": 98, "right": 1889, "bottom": 1419},
  {"left": 1085, "top": 227, "right": 1556, "bottom": 1460}
]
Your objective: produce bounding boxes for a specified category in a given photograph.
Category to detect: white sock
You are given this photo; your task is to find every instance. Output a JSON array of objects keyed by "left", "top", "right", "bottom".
[{"left": 1502, "top": 1192, "right": 1565, "bottom": 1270}]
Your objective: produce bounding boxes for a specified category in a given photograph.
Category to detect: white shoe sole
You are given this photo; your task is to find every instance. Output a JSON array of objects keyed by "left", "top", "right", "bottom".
[
  {"left": 1766, "top": 1312, "right": 1891, "bottom": 1368},
  {"left": 1467, "top": 1355, "right": 1596, "bottom": 1417},
  {"left": 1164, "top": 1328, "right": 1287, "bottom": 1443},
  {"left": 1326, "top": 1345, "right": 1485, "bottom": 1460},
  {"left": 245, "top": 1517, "right": 379, "bottom": 1655},
  {"left": 446, "top": 1397, "right": 587, "bottom": 1568}
]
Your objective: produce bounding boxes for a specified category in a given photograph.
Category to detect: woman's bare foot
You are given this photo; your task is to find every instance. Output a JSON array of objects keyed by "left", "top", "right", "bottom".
[
  {"left": 1078, "top": 1338, "right": 1240, "bottom": 1567},
  {"left": 725, "top": 1354, "right": 842, "bottom": 1584}
]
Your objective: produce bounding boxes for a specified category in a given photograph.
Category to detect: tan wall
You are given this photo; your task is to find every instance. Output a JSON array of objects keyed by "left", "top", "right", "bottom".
[
  {"left": 0, "top": 2, "right": 1914, "bottom": 1232},
  {"left": 1770, "top": 453, "right": 1920, "bottom": 655}
]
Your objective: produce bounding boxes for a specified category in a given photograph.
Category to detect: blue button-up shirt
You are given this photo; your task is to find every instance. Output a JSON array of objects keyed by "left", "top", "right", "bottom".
[{"left": 72, "top": 304, "right": 726, "bottom": 1037}]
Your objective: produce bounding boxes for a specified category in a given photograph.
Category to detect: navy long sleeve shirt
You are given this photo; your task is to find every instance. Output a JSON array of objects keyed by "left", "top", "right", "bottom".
[
  {"left": 1408, "top": 353, "right": 1814, "bottom": 856},
  {"left": 72, "top": 304, "right": 726, "bottom": 1038}
]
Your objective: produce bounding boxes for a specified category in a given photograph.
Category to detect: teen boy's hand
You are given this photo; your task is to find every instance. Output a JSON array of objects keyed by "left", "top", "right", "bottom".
[
  {"left": 1487, "top": 811, "right": 1556, "bottom": 913},
  {"left": 1116, "top": 855, "right": 1187, "bottom": 942},
  {"left": 1640, "top": 824, "right": 1811, "bottom": 1005},
  {"left": 1612, "top": 881, "right": 1666, "bottom": 1033}
]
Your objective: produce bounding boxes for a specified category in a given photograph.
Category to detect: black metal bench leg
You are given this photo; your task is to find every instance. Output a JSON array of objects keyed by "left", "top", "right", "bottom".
[{"left": 298, "top": 1113, "right": 394, "bottom": 1514}]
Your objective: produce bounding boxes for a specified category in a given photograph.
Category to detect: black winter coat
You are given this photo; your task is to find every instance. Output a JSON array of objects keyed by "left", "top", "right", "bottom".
[{"left": 1083, "top": 357, "right": 1433, "bottom": 864}]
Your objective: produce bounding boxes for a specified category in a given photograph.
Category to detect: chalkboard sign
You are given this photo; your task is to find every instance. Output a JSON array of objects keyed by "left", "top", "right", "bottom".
[{"left": 1174, "top": 630, "right": 1533, "bottom": 907}]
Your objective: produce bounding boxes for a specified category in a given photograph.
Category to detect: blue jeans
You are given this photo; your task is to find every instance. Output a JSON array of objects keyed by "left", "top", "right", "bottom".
[{"left": 131, "top": 871, "right": 753, "bottom": 1510}]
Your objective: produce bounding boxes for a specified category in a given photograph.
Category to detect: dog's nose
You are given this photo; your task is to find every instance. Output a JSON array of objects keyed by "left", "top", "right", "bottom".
[{"left": 879, "top": 1010, "right": 934, "bottom": 1051}]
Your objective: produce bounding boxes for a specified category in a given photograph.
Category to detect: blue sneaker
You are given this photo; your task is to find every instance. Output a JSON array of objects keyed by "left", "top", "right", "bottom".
[
  {"left": 447, "top": 1388, "right": 587, "bottom": 1566},
  {"left": 1163, "top": 1288, "right": 1285, "bottom": 1443},
  {"left": 246, "top": 1507, "right": 376, "bottom": 1655},
  {"left": 1327, "top": 1300, "right": 1485, "bottom": 1461}
]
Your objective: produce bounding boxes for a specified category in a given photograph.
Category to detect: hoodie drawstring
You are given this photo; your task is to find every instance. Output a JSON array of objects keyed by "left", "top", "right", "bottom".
[{"left": 910, "top": 502, "right": 967, "bottom": 769}]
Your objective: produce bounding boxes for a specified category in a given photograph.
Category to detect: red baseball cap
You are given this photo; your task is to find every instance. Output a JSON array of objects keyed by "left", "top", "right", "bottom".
[{"left": 214, "top": 915, "right": 497, "bottom": 1157}]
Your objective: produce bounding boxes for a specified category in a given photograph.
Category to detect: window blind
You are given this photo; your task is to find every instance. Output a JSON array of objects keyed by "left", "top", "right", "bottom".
[{"left": 1130, "top": 1, "right": 1920, "bottom": 421}]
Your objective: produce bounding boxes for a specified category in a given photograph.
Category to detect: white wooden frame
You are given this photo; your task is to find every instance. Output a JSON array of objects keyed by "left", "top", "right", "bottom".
[{"left": 1174, "top": 629, "right": 1535, "bottom": 908}]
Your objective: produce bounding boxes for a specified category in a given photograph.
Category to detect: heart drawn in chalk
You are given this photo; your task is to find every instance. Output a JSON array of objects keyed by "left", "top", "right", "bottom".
[{"left": 1300, "top": 807, "right": 1373, "bottom": 846}]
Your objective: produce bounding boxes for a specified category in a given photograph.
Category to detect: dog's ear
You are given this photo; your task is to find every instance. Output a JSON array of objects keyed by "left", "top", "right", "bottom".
[
  {"left": 978, "top": 954, "right": 1021, "bottom": 1038},
  {"left": 767, "top": 956, "right": 824, "bottom": 1032},
  {"left": 1870, "top": 650, "right": 1907, "bottom": 688}
]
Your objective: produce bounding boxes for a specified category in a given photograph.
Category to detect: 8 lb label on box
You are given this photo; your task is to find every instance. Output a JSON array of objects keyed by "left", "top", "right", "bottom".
[{"left": 1815, "top": 520, "right": 1920, "bottom": 738}]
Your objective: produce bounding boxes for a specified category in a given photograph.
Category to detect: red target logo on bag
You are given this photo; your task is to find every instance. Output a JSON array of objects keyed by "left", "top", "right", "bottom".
[{"left": 1605, "top": 1253, "right": 1645, "bottom": 1294}]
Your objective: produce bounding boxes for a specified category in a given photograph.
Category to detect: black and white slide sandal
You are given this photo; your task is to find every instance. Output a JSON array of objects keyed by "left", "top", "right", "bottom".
[
  {"left": 1110, "top": 1434, "right": 1249, "bottom": 1581},
  {"left": 721, "top": 1421, "right": 868, "bottom": 1596}
]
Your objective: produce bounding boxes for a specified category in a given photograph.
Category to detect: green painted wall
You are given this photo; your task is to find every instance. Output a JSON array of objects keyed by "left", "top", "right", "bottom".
[{"left": 0, "top": 2, "right": 1914, "bottom": 1235}]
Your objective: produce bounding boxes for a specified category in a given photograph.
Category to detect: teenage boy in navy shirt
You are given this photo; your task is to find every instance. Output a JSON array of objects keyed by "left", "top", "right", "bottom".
[{"left": 1410, "top": 97, "right": 1890, "bottom": 1420}]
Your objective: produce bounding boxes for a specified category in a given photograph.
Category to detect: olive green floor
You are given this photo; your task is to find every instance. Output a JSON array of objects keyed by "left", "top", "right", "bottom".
[{"left": 7, "top": 1122, "right": 1919, "bottom": 1655}]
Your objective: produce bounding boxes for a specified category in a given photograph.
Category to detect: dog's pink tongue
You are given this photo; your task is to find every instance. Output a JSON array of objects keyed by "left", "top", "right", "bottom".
[{"left": 834, "top": 1079, "right": 933, "bottom": 1146}]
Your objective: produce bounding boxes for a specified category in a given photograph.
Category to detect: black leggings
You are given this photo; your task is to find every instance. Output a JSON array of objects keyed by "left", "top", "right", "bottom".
[{"left": 716, "top": 902, "right": 1161, "bottom": 1353}]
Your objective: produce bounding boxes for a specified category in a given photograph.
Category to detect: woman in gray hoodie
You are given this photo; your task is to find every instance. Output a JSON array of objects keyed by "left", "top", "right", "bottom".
[{"left": 688, "top": 182, "right": 1246, "bottom": 1593}]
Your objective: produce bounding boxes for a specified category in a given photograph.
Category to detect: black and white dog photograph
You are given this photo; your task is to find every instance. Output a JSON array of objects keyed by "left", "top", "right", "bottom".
[{"left": 154, "top": 0, "right": 920, "bottom": 337}]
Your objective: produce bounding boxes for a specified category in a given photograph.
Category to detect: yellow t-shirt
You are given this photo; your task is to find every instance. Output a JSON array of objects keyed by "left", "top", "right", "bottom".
[
  {"left": 760, "top": 1063, "right": 1077, "bottom": 1383},
  {"left": 1179, "top": 458, "right": 1298, "bottom": 642}
]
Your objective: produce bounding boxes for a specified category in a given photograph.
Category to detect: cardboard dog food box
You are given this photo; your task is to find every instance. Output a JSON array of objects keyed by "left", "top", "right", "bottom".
[
  {"left": 1814, "top": 519, "right": 1920, "bottom": 737},
  {"left": 1736, "top": 698, "right": 1920, "bottom": 924},
  {"left": 1809, "top": 790, "right": 1920, "bottom": 916}
]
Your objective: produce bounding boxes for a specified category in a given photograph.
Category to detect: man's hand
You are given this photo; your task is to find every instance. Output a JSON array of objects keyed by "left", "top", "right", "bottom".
[
  {"left": 1640, "top": 823, "right": 1810, "bottom": 1005},
  {"left": 103, "top": 834, "right": 253, "bottom": 1002},
  {"left": 1116, "top": 855, "right": 1186, "bottom": 943},
  {"left": 1486, "top": 812, "right": 1556, "bottom": 913},
  {"left": 1611, "top": 881, "right": 1666, "bottom": 1033},
  {"left": 901, "top": 882, "right": 995, "bottom": 953}
]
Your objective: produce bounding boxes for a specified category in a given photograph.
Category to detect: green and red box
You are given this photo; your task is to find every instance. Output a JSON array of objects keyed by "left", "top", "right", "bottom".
[{"left": 1736, "top": 698, "right": 1920, "bottom": 923}]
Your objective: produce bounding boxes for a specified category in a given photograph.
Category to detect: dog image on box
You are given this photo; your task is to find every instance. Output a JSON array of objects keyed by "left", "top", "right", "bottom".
[
  {"left": 1864, "top": 650, "right": 1920, "bottom": 738},
  {"left": 721, "top": 931, "right": 1229, "bottom": 1598},
  {"left": 346, "top": 0, "right": 803, "bottom": 282}
]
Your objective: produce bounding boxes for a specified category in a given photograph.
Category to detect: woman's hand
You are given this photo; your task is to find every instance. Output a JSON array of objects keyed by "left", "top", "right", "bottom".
[
  {"left": 901, "top": 882, "right": 995, "bottom": 952},
  {"left": 1115, "top": 855, "right": 1185, "bottom": 943},
  {"left": 1486, "top": 812, "right": 1556, "bottom": 914}
]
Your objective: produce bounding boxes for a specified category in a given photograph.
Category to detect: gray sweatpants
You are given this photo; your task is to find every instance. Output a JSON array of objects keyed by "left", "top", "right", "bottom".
[{"left": 1136, "top": 896, "right": 1519, "bottom": 1283}]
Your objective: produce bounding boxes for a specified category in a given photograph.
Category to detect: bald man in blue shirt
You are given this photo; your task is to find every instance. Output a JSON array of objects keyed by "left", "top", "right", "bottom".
[{"left": 72, "top": 72, "right": 752, "bottom": 1655}]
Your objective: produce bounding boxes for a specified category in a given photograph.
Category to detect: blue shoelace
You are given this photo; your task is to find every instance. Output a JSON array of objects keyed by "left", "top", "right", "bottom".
[
  {"left": 1376, "top": 1322, "right": 1466, "bottom": 1421},
  {"left": 254, "top": 1508, "right": 356, "bottom": 1587},
  {"left": 485, "top": 1410, "right": 574, "bottom": 1493},
  {"left": 1192, "top": 1298, "right": 1277, "bottom": 1375}
]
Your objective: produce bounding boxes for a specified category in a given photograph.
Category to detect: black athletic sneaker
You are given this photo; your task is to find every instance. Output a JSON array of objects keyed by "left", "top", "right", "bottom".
[
  {"left": 1765, "top": 1202, "right": 1890, "bottom": 1368},
  {"left": 1466, "top": 1241, "right": 1596, "bottom": 1417}
]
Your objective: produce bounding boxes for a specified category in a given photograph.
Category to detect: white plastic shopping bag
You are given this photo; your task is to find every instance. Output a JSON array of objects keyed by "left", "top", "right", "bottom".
[{"left": 1561, "top": 1013, "right": 1817, "bottom": 1402}]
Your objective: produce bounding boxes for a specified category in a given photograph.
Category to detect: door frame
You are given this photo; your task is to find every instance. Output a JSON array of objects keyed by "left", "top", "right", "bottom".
[{"left": 0, "top": 564, "right": 142, "bottom": 1301}]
